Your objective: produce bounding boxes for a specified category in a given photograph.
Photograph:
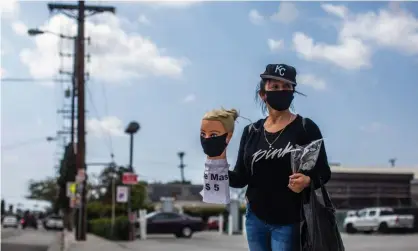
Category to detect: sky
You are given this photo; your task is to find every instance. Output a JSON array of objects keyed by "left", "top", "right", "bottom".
[{"left": 1, "top": 0, "right": 418, "bottom": 208}]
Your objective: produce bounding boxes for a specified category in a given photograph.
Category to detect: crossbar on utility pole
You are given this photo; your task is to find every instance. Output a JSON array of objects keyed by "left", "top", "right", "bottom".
[
  {"left": 48, "top": 3, "right": 115, "bottom": 13},
  {"left": 48, "top": 0, "right": 116, "bottom": 241}
]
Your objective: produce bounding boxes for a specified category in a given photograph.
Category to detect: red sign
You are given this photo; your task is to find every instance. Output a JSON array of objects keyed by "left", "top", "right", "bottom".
[{"left": 122, "top": 172, "right": 138, "bottom": 185}]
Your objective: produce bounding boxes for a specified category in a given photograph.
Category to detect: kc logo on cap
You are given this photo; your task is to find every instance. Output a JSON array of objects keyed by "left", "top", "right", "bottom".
[
  {"left": 274, "top": 64, "right": 287, "bottom": 77},
  {"left": 260, "top": 63, "right": 298, "bottom": 86}
]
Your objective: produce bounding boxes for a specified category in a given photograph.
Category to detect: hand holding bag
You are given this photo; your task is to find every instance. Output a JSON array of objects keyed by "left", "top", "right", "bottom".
[
  {"left": 300, "top": 180, "right": 345, "bottom": 251},
  {"left": 290, "top": 135, "right": 345, "bottom": 251}
]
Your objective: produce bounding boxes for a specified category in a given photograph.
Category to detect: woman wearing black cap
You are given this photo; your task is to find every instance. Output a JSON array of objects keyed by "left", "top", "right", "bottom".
[{"left": 228, "top": 64, "right": 331, "bottom": 251}]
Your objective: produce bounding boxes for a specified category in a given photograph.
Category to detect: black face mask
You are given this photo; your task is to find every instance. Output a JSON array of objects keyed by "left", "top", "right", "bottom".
[
  {"left": 265, "top": 90, "right": 294, "bottom": 111},
  {"left": 200, "top": 133, "right": 228, "bottom": 157}
]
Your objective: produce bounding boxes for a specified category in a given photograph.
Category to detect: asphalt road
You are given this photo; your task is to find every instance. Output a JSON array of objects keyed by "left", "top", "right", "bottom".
[
  {"left": 121, "top": 231, "right": 418, "bottom": 251},
  {"left": 1, "top": 227, "right": 57, "bottom": 251},
  {"left": 1, "top": 227, "right": 20, "bottom": 239}
]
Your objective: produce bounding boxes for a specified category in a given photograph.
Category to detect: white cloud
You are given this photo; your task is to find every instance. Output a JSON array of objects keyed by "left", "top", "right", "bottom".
[
  {"left": 292, "top": 32, "right": 371, "bottom": 70},
  {"left": 321, "top": 4, "right": 348, "bottom": 19},
  {"left": 11, "top": 21, "right": 28, "bottom": 36},
  {"left": 182, "top": 94, "right": 196, "bottom": 103},
  {"left": 297, "top": 74, "right": 326, "bottom": 90},
  {"left": 267, "top": 39, "right": 284, "bottom": 52},
  {"left": 249, "top": 9, "right": 264, "bottom": 25},
  {"left": 138, "top": 15, "right": 151, "bottom": 25},
  {"left": 270, "top": 2, "right": 299, "bottom": 24},
  {"left": 19, "top": 13, "right": 188, "bottom": 85},
  {"left": 293, "top": 4, "right": 418, "bottom": 70},
  {"left": 145, "top": 0, "right": 202, "bottom": 8},
  {"left": 87, "top": 116, "right": 125, "bottom": 137},
  {"left": 0, "top": 0, "right": 19, "bottom": 19},
  {"left": 339, "top": 7, "right": 418, "bottom": 55}
]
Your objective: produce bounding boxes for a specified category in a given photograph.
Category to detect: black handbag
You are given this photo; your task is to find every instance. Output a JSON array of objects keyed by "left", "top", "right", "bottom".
[{"left": 299, "top": 181, "right": 345, "bottom": 251}]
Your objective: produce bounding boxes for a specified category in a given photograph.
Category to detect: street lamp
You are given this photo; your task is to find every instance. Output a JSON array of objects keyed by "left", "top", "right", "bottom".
[
  {"left": 124, "top": 121, "right": 140, "bottom": 241},
  {"left": 125, "top": 121, "right": 140, "bottom": 172},
  {"left": 28, "top": 28, "right": 82, "bottom": 146},
  {"left": 27, "top": 28, "right": 76, "bottom": 40},
  {"left": 46, "top": 136, "right": 57, "bottom": 142}
]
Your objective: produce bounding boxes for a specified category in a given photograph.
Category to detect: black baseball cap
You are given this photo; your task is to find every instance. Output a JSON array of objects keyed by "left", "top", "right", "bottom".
[{"left": 260, "top": 64, "right": 297, "bottom": 86}]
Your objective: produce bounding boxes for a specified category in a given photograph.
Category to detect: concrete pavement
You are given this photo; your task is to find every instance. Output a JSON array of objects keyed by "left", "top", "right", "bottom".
[
  {"left": 1, "top": 228, "right": 58, "bottom": 251},
  {"left": 53, "top": 230, "right": 418, "bottom": 251},
  {"left": 1, "top": 227, "right": 21, "bottom": 239},
  {"left": 64, "top": 232, "right": 127, "bottom": 251},
  {"left": 122, "top": 231, "right": 418, "bottom": 251},
  {"left": 341, "top": 232, "right": 418, "bottom": 251}
]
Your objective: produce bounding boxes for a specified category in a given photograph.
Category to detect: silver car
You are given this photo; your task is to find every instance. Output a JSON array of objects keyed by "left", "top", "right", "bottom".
[{"left": 2, "top": 215, "right": 18, "bottom": 228}]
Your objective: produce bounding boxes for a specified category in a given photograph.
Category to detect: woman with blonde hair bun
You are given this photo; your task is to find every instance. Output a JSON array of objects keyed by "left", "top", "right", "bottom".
[{"left": 200, "top": 108, "right": 239, "bottom": 204}]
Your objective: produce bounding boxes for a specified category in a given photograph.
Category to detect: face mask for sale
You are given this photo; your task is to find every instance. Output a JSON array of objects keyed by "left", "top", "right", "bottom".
[
  {"left": 200, "top": 158, "right": 230, "bottom": 205},
  {"left": 200, "top": 133, "right": 228, "bottom": 157},
  {"left": 265, "top": 90, "right": 294, "bottom": 111}
]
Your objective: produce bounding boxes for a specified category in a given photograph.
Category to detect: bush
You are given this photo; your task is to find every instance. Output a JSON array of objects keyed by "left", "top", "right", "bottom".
[
  {"left": 89, "top": 216, "right": 130, "bottom": 241},
  {"left": 87, "top": 201, "right": 155, "bottom": 220}
]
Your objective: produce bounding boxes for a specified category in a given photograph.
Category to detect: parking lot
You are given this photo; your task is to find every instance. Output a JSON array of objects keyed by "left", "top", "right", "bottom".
[{"left": 121, "top": 231, "right": 418, "bottom": 251}]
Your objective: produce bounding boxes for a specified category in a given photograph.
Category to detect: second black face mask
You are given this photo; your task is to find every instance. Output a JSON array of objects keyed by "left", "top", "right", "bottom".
[
  {"left": 265, "top": 90, "right": 294, "bottom": 111},
  {"left": 200, "top": 133, "right": 228, "bottom": 157}
]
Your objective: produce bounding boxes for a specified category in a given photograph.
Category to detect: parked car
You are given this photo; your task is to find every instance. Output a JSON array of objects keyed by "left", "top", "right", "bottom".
[
  {"left": 21, "top": 213, "right": 38, "bottom": 230},
  {"left": 346, "top": 210, "right": 357, "bottom": 218},
  {"left": 206, "top": 216, "right": 219, "bottom": 230},
  {"left": 393, "top": 207, "right": 418, "bottom": 232},
  {"left": 344, "top": 207, "right": 414, "bottom": 234},
  {"left": 136, "top": 211, "right": 204, "bottom": 238},
  {"left": 2, "top": 215, "right": 19, "bottom": 228},
  {"left": 43, "top": 215, "right": 64, "bottom": 230}
]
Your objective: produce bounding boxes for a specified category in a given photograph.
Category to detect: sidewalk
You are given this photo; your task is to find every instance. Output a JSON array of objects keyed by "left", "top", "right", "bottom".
[
  {"left": 64, "top": 232, "right": 127, "bottom": 251},
  {"left": 63, "top": 231, "right": 248, "bottom": 251}
]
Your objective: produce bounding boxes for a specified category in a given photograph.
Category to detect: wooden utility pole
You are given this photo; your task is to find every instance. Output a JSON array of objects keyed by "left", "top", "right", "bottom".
[{"left": 47, "top": 1, "right": 115, "bottom": 241}]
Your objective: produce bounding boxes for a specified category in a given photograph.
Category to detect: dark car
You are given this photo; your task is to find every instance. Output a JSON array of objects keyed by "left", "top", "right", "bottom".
[
  {"left": 136, "top": 211, "right": 204, "bottom": 238},
  {"left": 21, "top": 213, "right": 38, "bottom": 230}
]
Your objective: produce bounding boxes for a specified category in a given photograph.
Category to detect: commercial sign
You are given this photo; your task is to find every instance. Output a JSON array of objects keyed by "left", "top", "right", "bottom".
[{"left": 122, "top": 172, "right": 138, "bottom": 185}]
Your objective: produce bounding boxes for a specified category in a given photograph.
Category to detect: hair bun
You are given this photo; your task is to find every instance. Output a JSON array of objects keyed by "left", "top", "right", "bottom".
[{"left": 226, "top": 108, "right": 239, "bottom": 121}]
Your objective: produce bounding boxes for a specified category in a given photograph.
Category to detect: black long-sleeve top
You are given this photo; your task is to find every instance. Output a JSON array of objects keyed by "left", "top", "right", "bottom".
[{"left": 228, "top": 115, "right": 331, "bottom": 225}]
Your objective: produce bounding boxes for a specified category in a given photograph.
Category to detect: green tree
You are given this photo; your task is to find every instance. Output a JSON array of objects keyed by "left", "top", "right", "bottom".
[
  {"left": 57, "top": 143, "right": 78, "bottom": 210},
  {"left": 97, "top": 164, "right": 147, "bottom": 209},
  {"left": 26, "top": 177, "right": 58, "bottom": 205}
]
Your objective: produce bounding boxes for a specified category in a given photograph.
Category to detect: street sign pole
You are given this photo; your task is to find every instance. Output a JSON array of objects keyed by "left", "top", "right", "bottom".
[
  {"left": 111, "top": 176, "right": 115, "bottom": 238},
  {"left": 128, "top": 184, "right": 132, "bottom": 240},
  {"left": 121, "top": 172, "right": 137, "bottom": 241}
]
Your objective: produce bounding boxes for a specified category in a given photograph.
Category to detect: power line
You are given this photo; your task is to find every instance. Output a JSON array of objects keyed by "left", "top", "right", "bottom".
[
  {"left": 99, "top": 81, "right": 114, "bottom": 155},
  {"left": 86, "top": 84, "right": 114, "bottom": 157},
  {"left": 0, "top": 78, "right": 70, "bottom": 83},
  {"left": 1, "top": 137, "right": 49, "bottom": 151}
]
